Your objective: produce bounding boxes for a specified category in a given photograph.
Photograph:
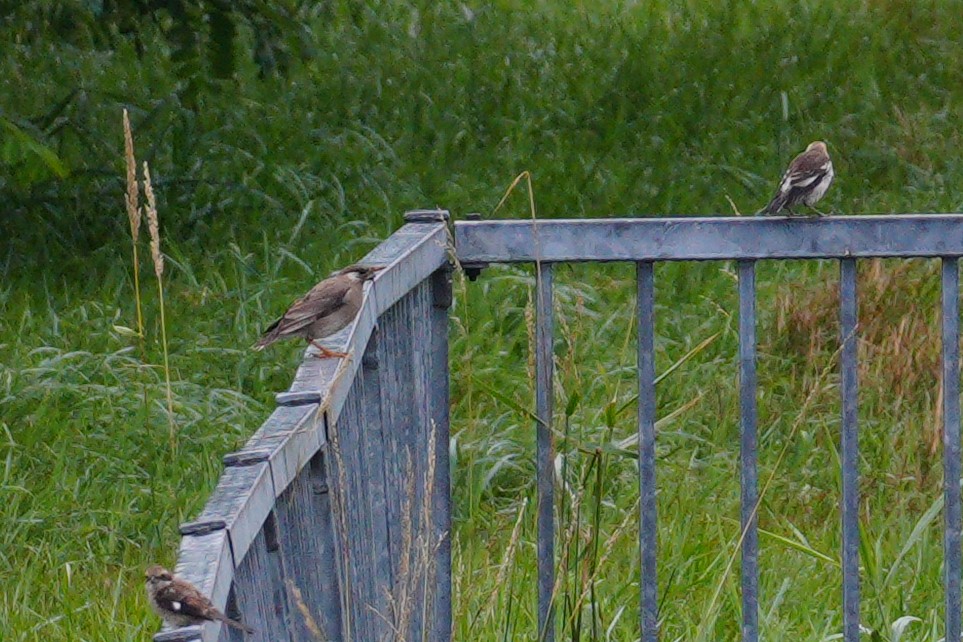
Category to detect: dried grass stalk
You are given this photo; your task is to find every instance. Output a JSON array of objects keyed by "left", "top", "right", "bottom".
[
  {"left": 123, "top": 110, "right": 141, "bottom": 242},
  {"left": 287, "top": 579, "right": 326, "bottom": 641},
  {"left": 143, "top": 162, "right": 163, "bottom": 279},
  {"left": 466, "top": 497, "right": 527, "bottom": 636},
  {"left": 142, "top": 161, "right": 176, "bottom": 454},
  {"left": 122, "top": 109, "right": 144, "bottom": 336},
  {"left": 378, "top": 421, "right": 446, "bottom": 642},
  {"left": 326, "top": 429, "right": 354, "bottom": 636}
]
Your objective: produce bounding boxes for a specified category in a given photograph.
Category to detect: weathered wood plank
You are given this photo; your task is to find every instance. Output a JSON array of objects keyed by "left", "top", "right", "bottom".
[
  {"left": 374, "top": 296, "right": 410, "bottom": 627},
  {"left": 192, "top": 464, "right": 275, "bottom": 575},
  {"left": 322, "top": 282, "right": 444, "bottom": 641},
  {"left": 232, "top": 520, "right": 293, "bottom": 641},
  {"left": 326, "top": 371, "right": 392, "bottom": 641},
  {"left": 358, "top": 331, "right": 395, "bottom": 614},
  {"left": 226, "top": 404, "right": 323, "bottom": 499},
  {"left": 154, "top": 626, "right": 203, "bottom": 642},
  {"left": 323, "top": 288, "right": 378, "bottom": 426},
  {"left": 276, "top": 355, "right": 342, "bottom": 406},
  {"left": 273, "top": 450, "right": 343, "bottom": 641},
  {"left": 406, "top": 279, "right": 432, "bottom": 641},
  {"left": 430, "top": 266, "right": 453, "bottom": 642},
  {"left": 163, "top": 213, "right": 453, "bottom": 642},
  {"left": 363, "top": 222, "right": 450, "bottom": 315}
]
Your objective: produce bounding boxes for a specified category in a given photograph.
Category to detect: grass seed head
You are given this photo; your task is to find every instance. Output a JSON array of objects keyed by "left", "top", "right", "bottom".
[
  {"left": 122, "top": 109, "right": 140, "bottom": 242},
  {"left": 143, "top": 162, "right": 163, "bottom": 279}
]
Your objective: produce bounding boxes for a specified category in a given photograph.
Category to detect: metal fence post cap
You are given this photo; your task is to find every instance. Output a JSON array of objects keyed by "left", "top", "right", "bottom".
[
  {"left": 153, "top": 625, "right": 204, "bottom": 641},
  {"left": 404, "top": 209, "right": 450, "bottom": 223}
]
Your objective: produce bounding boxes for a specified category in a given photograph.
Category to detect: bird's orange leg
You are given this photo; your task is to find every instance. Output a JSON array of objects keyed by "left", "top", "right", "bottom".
[{"left": 308, "top": 340, "right": 349, "bottom": 359}]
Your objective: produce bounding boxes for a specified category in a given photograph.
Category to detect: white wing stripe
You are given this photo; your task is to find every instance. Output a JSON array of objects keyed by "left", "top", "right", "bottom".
[{"left": 791, "top": 173, "right": 823, "bottom": 188}]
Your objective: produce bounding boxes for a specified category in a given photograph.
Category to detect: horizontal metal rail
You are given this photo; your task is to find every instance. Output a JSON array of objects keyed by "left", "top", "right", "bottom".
[
  {"left": 454, "top": 215, "right": 963, "bottom": 642},
  {"left": 455, "top": 215, "right": 963, "bottom": 262}
]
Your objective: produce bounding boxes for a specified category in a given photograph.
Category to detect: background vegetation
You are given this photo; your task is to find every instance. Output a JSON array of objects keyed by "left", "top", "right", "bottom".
[{"left": 2, "top": 0, "right": 963, "bottom": 639}]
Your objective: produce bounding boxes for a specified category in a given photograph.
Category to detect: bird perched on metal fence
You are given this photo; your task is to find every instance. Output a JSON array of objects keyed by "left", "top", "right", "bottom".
[
  {"left": 253, "top": 265, "right": 382, "bottom": 358},
  {"left": 145, "top": 565, "right": 254, "bottom": 634},
  {"left": 762, "top": 141, "right": 834, "bottom": 216}
]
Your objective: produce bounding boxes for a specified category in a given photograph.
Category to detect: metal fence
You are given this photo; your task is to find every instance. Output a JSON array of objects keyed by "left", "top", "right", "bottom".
[
  {"left": 154, "top": 210, "right": 452, "bottom": 642},
  {"left": 159, "top": 213, "right": 963, "bottom": 642},
  {"left": 455, "top": 214, "right": 963, "bottom": 642}
]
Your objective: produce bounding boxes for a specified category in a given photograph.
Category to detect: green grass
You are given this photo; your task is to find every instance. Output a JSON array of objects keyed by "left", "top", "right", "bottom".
[{"left": 2, "top": 0, "right": 963, "bottom": 639}]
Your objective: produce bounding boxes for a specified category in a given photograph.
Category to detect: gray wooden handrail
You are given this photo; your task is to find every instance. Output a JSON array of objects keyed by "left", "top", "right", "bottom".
[{"left": 155, "top": 209, "right": 452, "bottom": 642}]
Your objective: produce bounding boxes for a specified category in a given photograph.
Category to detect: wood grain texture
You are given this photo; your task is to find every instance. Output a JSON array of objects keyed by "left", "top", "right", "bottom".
[
  {"left": 232, "top": 522, "right": 294, "bottom": 642},
  {"left": 228, "top": 404, "right": 323, "bottom": 500},
  {"left": 161, "top": 217, "right": 452, "bottom": 642},
  {"left": 430, "top": 266, "right": 453, "bottom": 642},
  {"left": 194, "top": 464, "right": 275, "bottom": 576},
  {"left": 273, "top": 451, "right": 343, "bottom": 641}
]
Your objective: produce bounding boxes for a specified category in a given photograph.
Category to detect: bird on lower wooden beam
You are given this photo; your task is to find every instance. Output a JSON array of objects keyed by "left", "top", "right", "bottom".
[
  {"left": 145, "top": 564, "right": 254, "bottom": 634},
  {"left": 761, "top": 141, "right": 835, "bottom": 216},
  {"left": 253, "top": 265, "right": 382, "bottom": 358}
]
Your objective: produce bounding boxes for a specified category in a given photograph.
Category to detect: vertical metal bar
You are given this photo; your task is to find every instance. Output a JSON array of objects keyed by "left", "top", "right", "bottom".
[
  {"left": 637, "top": 261, "right": 658, "bottom": 642},
  {"left": 738, "top": 260, "right": 758, "bottom": 642},
  {"left": 536, "top": 262, "right": 555, "bottom": 642},
  {"left": 839, "top": 258, "right": 860, "bottom": 642},
  {"left": 943, "top": 257, "right": 962, "bottom": 642}
]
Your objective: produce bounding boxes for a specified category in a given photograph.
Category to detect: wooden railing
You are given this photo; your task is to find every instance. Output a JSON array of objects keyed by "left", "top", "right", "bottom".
[
  {"left": 154, "top": 210, "right": 452, "bottom": 642},
  {"left": 161, "top": 212, "right": 963, "bottom": 642}
]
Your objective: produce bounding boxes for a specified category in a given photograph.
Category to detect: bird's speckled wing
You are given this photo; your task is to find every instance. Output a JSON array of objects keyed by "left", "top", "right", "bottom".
[
  {"left": 777, "top": 148, "right": 831, "bottom": 195},
  {"left": 264, "top": 278, "right": 354, "bottom": 337},
  {"left": 155, "top": 581, "right": 215, "bottom": 622}
]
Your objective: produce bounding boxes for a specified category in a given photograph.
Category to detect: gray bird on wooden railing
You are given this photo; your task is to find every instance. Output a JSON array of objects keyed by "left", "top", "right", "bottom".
[
  {"left": 253, "top": 265, "right": 382, "bottom": 358},
  {"left": 145, "top": 565, "right": 254, "bottom": 634},
  {"left": 761, "top": 141, "right": 834, "bottom": 216}
]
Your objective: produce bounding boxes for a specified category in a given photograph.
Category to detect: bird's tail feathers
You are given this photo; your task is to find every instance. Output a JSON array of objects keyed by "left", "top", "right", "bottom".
[
  {"left": 218, "top": 613, "right": 254, "bottom": 634},
  {"left": 762, "top": 194, "right": 786, "bottom": 216},
  {"left": 252, "top": 319, "right": 282, "bottom": 351}
]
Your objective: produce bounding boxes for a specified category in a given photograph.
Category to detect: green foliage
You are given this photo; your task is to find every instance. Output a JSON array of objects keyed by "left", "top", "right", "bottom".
[
  {"left": 2, "top": 0, "right": 963, "bottom": 639},
  {"left": 0, "top": 115, "right": 69, "bottom": 188}
]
